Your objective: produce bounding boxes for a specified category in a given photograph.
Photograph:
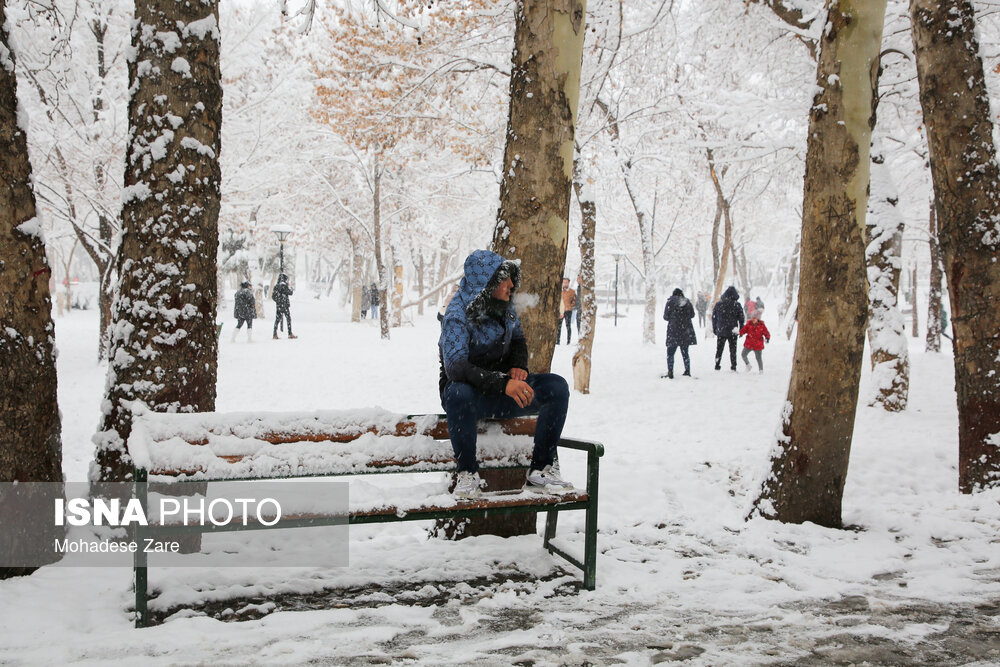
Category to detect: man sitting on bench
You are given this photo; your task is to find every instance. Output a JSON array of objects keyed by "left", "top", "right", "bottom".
[{"left": 439, "top": 249, "right": 573, "bottom": 499}]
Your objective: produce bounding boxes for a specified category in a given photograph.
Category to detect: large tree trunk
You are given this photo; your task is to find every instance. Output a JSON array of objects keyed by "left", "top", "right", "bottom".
[
  {"left": 491, "top": 0, "right": 587, "bottom": 373},
  {"left": 0, "top": 3, "right": 65, "bottom": 578},
  {"left": 752, "top": 0, "right": 886, "bottom": 527},
  {"left": 925, "top": 200, "right": 944, "bottom": 352},
  {"left": 865, "top": 150, "right": 909, "bottom": 411},
  {"left": 572, "top": 154, "right": 597, "bottom": 393},
  {"left": 93, "top": 0, "right": 222, "bottom": 483},
  {"left": 910, "top": 0, "right": 1000, "bottom": 493}
]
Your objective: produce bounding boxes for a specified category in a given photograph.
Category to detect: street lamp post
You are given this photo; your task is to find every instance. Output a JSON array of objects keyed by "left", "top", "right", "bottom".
[
  {"left": 611, "top": 253, "right": 624, "bottom": 326},
  {"left": 271, "top": 224, "right": 293, "bottom": 274}
]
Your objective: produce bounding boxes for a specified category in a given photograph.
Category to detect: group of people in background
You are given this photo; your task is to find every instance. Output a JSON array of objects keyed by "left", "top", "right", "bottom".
[
  {"left": 662, "top": 285, "right": 770, "bottom": 378},
  {"left": 228, "top": 274, "right": 297, "bottom": 342}
]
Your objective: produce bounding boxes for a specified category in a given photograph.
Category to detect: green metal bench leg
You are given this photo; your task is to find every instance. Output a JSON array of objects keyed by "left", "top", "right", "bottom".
[
  {"left": 543, "top": 510, "right": 558, "bottom": 550},
  {"left": 135, "top": 552, "right": 148, "bottom": 628},
  {"left": 583, "top": 448, "right": 600, "bottom": 590},
  {"left": 134, "top": 468, "right": 149, "bottom": 628}
]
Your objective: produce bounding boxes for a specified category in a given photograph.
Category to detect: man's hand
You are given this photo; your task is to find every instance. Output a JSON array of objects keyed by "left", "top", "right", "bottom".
[
  {"left": 509, "top": 368, "right": 528, "bottom": 381},
  {"left": 505, "top": 378, "right": 534, "bottom": 407}
]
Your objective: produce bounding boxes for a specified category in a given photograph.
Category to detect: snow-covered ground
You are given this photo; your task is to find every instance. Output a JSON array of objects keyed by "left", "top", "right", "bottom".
[{"left": 3, "top": 292, "right": 999, "bottom": 665}]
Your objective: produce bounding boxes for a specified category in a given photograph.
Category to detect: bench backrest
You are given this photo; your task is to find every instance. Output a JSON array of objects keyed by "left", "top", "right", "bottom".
[{"left": 127, "top": 409, "right": 537, "bottom": 481}]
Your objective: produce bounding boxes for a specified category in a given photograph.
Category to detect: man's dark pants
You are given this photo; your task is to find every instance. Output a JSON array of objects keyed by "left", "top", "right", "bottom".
[
  {"left": 442, "top": 373, "right": 569, "bottom": 474},
  {"left": 274, "top": 309, "right": 292, "bottom": 336},
  {"left": 715, "top": 334, "right": 738, "bottom": 370},
  {"left": 558, "top": 312, "right": 573, "bottom": 344}
]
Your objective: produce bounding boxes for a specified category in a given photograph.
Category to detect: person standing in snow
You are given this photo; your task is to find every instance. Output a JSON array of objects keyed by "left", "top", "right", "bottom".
[
  {"left": 272, "top": 273, "right": 296, "bottom": 339},
  {"left": 360, "top": 285, "right": 370, "bottom": 319},
  {"left": 695, "top": 291, "right": 709, "bottom": 328},
  {"left": 369, "top": 281, "right": 379, "bottom": 319},
  {"left": 557, "top": 277, "right": 577, "bottom": 344},
  {"left": 712, "top": 286, "right": 745, "bottom": 371},
  {"left": 739, "top": 310, "right": 771, "bottom": 373},
  {"left": 662, "top": 288, "right": 697, "bottom": 378},
  {"left": 438, "top": 250, "right": 573, "bottom": 499},
  {"left": 231, "top": 281, "right": 256, "bottom": 342}
]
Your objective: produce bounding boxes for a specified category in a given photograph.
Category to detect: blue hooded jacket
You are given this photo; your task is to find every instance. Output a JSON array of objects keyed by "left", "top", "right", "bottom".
[{"left": 438, "top": 250, "right": 528, "bottom": 397}]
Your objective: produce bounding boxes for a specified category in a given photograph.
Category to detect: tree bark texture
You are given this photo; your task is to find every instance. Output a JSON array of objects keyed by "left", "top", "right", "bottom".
[
  {"left": 753, "top": 0, "right": 886, "bottom": 527},
  {"left": 491, "top": 0, "right": 587, "bottom": 373},
  {"left": 910, "top": 0, "right": 1000, "bottom": 492},
  {"left": 572, "top": 155, "right": 597, "bottom": 393},
  {"left": 865, "top": 153, "right": 909, "bottom": 412},
  {"left": 94, "top": 0, "right": 222, "bottom": 482},
  {"left": 0, "top": 2, "right": 63, "bottom": 484},
  {"left": 1, "top": 5, "right": 64, "bottom": 577},
  {"left": 925, "top": 200, "right": 943, "bottom": 352}
]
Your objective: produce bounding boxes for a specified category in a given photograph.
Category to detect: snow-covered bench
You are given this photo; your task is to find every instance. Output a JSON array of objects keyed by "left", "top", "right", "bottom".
[{"left": 127, "top": 408, "right": 603, "bottom": 627}]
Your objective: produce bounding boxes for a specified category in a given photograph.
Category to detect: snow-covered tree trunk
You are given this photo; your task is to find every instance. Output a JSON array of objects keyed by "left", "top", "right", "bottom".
[
  {"left": 492, "top": 0, "right": 587, "bottom": 373},
  {"left": 865, "top": 150, "right": 909, "bottom": 412},
  {"left": 93, "top": 0, "right": 222, "bottom": 483},
  {"left": 572, "top": 155, "right": 596, "bottom": 393},
  {"left": 752, "top": 0, "right": 887, "bottom": 527},
  {"left": 435, "top": 238, "right": 450, "bottom": 309},
  {"left": 910, "top": 0, "right": 1000, "bottom": 492},
  {"left": 348, "top": 227, "right": 363, "bottom": 322},
  {"left": 0, "top": 0, "right": 63, "bottom": 490},
  {"left": 707, "top": 148, "right": 733, "bottom": 305},
  {"left": 925, "top": 200, "right": 944, "bottom": 352},
  {"left": 372, "top": 153, "right": 390, "bottom": 340}
]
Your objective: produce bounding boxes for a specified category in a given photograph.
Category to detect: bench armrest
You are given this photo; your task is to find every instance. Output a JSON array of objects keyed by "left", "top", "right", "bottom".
[{"left": 557, "top": 438, "right": 604, "bottom": 457}]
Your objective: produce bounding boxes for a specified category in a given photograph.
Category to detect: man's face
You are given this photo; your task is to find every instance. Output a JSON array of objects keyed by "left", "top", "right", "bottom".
[
  {"left": 562, "top": 279, "right": 570, "bottom": 289},
  {"left": 492, "top": 277, "right": 514, "bottom": 301}
]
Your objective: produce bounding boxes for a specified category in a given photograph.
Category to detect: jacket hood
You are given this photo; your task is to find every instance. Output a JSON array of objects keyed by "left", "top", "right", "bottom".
[
  {"left": 722, "top": 286, "right": 740, "bottom": 301},
  {"left": 454, "top": 250, "right": 521, "bottom": 322}
]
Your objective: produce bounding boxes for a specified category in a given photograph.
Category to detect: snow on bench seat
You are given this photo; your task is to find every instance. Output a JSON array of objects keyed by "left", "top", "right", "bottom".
[{"left": 127, "top": 408, "right": 536, "bottom": 481}]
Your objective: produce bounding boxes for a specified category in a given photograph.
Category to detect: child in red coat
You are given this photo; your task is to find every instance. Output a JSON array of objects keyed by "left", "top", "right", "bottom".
[{"left": 738, "top": 311, "right": 770, "bottom": 373}]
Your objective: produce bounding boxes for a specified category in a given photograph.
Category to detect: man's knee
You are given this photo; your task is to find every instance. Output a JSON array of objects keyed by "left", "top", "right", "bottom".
[
  {"left": 442, "top": 382, "right": 477, "bottom": 414},
  {"left": 533, "top": 373, "right": 569, "bottom": 405}
]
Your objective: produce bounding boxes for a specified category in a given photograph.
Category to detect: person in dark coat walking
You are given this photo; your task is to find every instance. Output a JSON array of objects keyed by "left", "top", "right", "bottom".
[
  {"left": 662, "top": 288, "right": 697, "bottom": 378},
  {"left": 712, "top": 285, "right": 744, "bottom": 371},
  {"left": 231, "top": 281, "right": 256, "bottom": 342},
  {"left": 272, "top": 273, "right": 296, "bottom": 339},
  {"left": 439, "top": 250, "right": 572, "bottom": 498},
  {"left": 369, "top": 281, "right": 380, "bottom": 319}
]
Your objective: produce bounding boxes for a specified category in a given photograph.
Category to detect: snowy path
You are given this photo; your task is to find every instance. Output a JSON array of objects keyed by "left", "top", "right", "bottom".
[{"left": 3, "top": 296, "right": 999, "bottom": 665}]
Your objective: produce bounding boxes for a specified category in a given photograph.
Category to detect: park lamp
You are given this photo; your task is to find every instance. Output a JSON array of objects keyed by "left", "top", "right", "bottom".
[{"left": 270, "top": 224, "right": 294, "bottom": 274}]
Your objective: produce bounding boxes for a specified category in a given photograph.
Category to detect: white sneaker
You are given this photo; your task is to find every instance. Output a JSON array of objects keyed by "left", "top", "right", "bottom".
[
  {"left": 453, "top": 471, "right": 484, "bottom": 499},
  {"left": 525, "top": 464, "right": 574, "bottom": 493}
]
